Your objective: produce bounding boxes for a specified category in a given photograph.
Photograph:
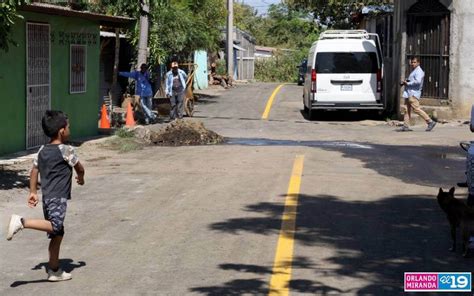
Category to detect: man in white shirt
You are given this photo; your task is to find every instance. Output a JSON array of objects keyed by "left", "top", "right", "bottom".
[
  {"left": 165, "top": 62, "right": 188, "bottom": 120},
  {"left": 400, "top": 56, "right": 436, "bottom": 132}
]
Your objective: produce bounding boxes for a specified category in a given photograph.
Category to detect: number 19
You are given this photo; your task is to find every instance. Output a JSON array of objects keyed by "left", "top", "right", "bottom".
[{"left": 450, "top": 276, "right": 468, "bottom": 289}]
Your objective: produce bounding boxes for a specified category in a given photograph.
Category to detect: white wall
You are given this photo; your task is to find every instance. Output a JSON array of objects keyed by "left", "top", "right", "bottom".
[{"left": 450, "top": 1, "right": 474, "bottom": 116}]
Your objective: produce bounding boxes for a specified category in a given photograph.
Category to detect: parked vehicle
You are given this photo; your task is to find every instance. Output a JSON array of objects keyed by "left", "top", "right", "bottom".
[
  {"left": 297, "top": 59, "right": 307, "bottom": 86},
  {"left": 303, "top": 30, "right": 384, "bottom": 119}
]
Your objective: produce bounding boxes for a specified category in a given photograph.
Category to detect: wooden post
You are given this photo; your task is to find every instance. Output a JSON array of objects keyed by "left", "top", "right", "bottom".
[{"left": 111, "top": 28, "right": 120, "bottom": 106}]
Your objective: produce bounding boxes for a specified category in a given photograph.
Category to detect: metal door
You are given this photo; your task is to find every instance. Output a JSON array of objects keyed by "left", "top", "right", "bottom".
[
  {"left": 26, "top": 23, "right": 50, "bottom": 148},
  {"left": 406, "top": 0, "right": 450, "bottom": 100},
  {"left": 193, "top": 50, "right": 208, "bottom": 90}
]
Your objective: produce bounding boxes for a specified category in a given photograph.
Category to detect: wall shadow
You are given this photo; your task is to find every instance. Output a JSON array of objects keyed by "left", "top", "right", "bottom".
[
  {"left": 0, "top": 168, "right": 30, "bottom": 190},
  {"left": 193, "top": 194, "right": 473, "bottom": 295},
  {"left": 224, "top": 138, "right": 467, "bottom": 189},
  {"left": 323, "top": 143, "right": 466, "bottom": 188}
]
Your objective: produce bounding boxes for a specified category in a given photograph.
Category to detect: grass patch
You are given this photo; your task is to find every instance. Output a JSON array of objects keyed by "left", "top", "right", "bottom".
[
  {"left": 115, "top": 128, "right": 135, "bottom": 138},
  {"left": 101, "top": 136, "right": 144, "bottom": 153}
]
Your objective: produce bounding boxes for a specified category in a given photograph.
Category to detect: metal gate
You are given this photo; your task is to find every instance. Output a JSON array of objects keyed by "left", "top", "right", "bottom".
[
  {"left": 406, "top": 0, "right": 450, "bottom": 100},
  {"left": 26, "top": 23, "right": 50, "bottom": 148}
]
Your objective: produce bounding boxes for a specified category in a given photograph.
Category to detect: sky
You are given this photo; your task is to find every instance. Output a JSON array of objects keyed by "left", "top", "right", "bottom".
[{"left": 239, "top": 0, "right": 282, "bottom": 15}]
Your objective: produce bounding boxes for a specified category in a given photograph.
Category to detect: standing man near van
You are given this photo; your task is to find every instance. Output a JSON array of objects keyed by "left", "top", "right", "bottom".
[{"left": 399, "top": 56, "right": 436, "bottom": 132}]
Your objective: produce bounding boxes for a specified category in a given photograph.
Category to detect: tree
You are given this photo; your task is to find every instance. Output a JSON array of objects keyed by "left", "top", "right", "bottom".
[
  {"left": 232, "top": 2, "right": 318, "bottom": 83},
  {"left": 233, "top": 3, "right": 266, "bottom": 44},
  {"left": 0, "top": 0, "right": 29, "bottom": 52},
  {"left": 88, "top": 0, "right": 226, "bottom": 65},
  {"left": 234, "top": 2, "right": 318, "bottom": 49},
  {"left": 264, "top": 4, "right": 318, "bottom": 49},
  {"left": 284, "top": 0, "right": 392, "bottom": 29}
]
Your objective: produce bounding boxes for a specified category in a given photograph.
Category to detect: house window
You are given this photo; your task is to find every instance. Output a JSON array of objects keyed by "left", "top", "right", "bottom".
[{"left": 70, "top": 44, "right": 86, "bottom": 93}]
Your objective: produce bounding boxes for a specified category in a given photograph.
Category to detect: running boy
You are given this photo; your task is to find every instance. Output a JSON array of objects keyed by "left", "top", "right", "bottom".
[{"left": 6, "top": 110, "right": 85, "bottom": 282}]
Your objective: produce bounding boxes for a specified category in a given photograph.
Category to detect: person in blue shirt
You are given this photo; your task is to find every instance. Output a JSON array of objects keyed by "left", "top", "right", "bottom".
[
  {"left": 165, "top": 61, "right": 188, "bottom": 120},
  {"left": 119, "top": 64, "right": 156, "bottom": 124},
  {"left": 399, "top": 56, "right": 436, "bottom": 132}
]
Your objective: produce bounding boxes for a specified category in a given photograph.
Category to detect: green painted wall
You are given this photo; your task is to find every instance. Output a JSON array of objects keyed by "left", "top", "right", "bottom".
[{"left": 0, "top": 11, "right": 100, "bottom": 156}]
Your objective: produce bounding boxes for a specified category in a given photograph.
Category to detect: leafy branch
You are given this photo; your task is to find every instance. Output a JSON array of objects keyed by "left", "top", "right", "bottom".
[{"left": 0, "top": 0, "right": 29, "bottom": 52}]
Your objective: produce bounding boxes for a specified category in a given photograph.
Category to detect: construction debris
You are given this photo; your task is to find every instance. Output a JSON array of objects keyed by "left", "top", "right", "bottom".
[
  {"left": 386, "top": 120, "right": 404, "bottom": 127},
  {"left": 150, "top": 120, "right": 224, "bottom": 146},
  {"left": 126, "top": 120, "right": 224, "bottom": 146}
]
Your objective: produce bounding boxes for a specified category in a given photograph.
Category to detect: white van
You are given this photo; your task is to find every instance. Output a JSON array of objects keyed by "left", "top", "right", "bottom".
[{"left": 303, "top": 30, "right": 384, "bottom": 118}]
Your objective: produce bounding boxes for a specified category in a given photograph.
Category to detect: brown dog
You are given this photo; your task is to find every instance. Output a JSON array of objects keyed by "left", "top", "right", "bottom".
[{"left": 437, "top": 187, "right": 474, "bottom": 257}]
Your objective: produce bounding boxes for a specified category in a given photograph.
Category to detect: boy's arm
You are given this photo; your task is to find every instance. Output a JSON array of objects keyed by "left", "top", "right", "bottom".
[
  {"left": 28, "top": 167, "right": 39, "bottom": 208},
  {"left": 74, "top": 161, "right": 85, "bottom": 185}
]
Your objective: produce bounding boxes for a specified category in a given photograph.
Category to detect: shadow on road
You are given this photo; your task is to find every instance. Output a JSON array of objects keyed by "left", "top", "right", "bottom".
[
  {"left": 10, "top": 259, "right": 86, "bottom": 287},
  {"left": 191, "top": 193, "right": 473, "bottom": 295},
  {"left": 194, "top": 94, "right": 219, "bottom": 105},
  {"left": 324, "top": 143, "right": 466, "bottom": 188},
  {"left": 226, "top": 137, "right": 466, "bottom": 189},
  {"left": 300, "top": 109, "right": 385, "bottom": 122},
  {"left": 0, "top": 168, "right": 30, "bottom": 190}
]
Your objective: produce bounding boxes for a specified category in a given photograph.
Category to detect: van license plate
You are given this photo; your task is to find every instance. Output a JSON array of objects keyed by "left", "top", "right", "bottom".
[{"left": 341, "top": 85, "right": 352, "bottom": 91}]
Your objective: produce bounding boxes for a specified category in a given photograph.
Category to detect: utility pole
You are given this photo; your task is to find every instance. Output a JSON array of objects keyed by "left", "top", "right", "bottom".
[
  {"left": 137, "top": 0, "right": 149, "bottom": 67},
  {"left": 226, "top": 0, "right": 234, "bottom": 81}
]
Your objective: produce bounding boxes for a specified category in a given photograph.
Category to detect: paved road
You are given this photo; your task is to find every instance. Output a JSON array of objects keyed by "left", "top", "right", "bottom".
[{"left": 1, "top": 83, "right": 473, "bottom": 295}]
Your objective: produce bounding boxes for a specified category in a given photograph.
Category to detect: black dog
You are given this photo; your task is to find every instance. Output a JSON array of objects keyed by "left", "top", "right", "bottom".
[{"left": 437, "top": 187, "right": 474, "bottom": 257}]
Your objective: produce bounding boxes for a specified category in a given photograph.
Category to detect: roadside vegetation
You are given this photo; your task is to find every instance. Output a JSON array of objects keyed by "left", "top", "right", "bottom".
[
  {"left": 0, "top": 0, "right": 29, "bottom": 52},
  {"left": 237, "top": 0, "right": 390, "bottom": 83},
  {"left": 235, "top": 3, "right": 318, "bottom": 83},
  {"left": 102, "top": 128, "right": 144, "bottom": 153},
  {"left": 86, "top": 0, "right": 226, "bottom": 66},
  {"left": 1, "top": 0, "right": 226, "bottom": 66},
  {"left": 1, "top": 0, "right": 390, "bottom": 80}
]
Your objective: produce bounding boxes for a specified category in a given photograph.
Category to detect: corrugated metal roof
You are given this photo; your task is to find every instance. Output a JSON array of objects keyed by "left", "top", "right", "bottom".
[
  {"left": 20, "top": 3, "right": 134, "bottom": 27},
  {"left": 100, "top": 31, "right": 127, "bottom": 38}
]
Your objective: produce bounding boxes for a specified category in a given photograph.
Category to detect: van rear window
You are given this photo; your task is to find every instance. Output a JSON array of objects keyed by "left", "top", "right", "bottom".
[{"left": 316, "top": 52, "right": 378, "bottom": 74}]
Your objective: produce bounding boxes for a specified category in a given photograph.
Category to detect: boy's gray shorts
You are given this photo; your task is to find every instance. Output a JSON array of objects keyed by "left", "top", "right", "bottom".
[{"left": 42, "top": 196, "right": 67, "bottom": 238}]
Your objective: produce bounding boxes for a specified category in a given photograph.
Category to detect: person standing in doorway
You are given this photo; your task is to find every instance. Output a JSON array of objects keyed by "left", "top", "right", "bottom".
[
  {"left": 165, "top": 61, "right": 188, "bottom": 120},
  {"left": 399, "top": 56, "right": 436, "bottom": 132},
  {"left": 119, "top": 63, "right": 156, "bottom": 125}
]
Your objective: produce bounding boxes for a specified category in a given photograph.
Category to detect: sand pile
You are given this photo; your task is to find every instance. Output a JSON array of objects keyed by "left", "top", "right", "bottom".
[{"left": 149, "top": 120, "right": 224, "bottom": 146}]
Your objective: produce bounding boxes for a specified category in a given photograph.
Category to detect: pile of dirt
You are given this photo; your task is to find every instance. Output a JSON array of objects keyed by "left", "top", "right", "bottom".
[{"left": 150, "top": 120, "right": 224, "bottom": 146}]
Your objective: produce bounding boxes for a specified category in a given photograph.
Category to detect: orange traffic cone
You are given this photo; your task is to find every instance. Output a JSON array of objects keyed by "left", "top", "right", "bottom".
[
  {"left": 125, "top": 102, "right": 135, "bottom": 127},
  {"left": 99, "top": 104, "right": 111, "bottom": 129}
]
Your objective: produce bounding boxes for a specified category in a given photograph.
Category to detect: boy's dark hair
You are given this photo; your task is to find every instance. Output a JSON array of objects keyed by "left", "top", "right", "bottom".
[
  {"left": 410, "top": 56, "right": 420, "bottom": 62},
  {"left": 41, "top": 110, "right": 68, "bottom": 138}
]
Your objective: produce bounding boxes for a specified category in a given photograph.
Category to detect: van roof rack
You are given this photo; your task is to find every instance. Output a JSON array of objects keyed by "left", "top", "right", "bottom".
[{"left": 319, "top": 30, "right": 370, "bottom": 40}]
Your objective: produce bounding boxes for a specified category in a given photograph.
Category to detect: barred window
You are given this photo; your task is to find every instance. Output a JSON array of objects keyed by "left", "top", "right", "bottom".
[{"left": 70, "top": 44, "right": 86, "bottom": 93}]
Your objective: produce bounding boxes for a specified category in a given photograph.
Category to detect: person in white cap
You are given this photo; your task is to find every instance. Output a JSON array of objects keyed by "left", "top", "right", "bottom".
[{"left": 165, "top": 61, "right": 187, "bottom": 120}]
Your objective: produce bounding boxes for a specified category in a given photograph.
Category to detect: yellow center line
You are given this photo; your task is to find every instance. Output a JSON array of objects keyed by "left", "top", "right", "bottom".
[
  {"left": 268, "top": 155, "right": 305, "bottom": 296},
  {"left": 262, "top": 84, "right": 285, "bottom": 120}
]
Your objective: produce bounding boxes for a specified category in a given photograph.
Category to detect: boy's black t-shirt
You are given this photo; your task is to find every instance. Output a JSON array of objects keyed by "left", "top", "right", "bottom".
[{"left": 33, "top": 144, "right": 79, "bottom": 199}]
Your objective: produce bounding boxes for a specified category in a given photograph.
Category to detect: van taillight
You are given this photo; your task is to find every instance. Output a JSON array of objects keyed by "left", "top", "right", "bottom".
[
  {"left": 311, "top": 69, "right": 317, "bottom": 93},
  {"left": 377, "top": 69, "right": 382, "bottom": 93}
]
